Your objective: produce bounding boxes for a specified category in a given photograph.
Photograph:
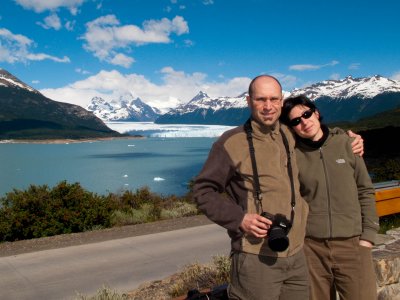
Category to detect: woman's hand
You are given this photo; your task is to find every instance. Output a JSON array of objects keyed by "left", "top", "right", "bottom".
[{"left": 359, "top": 239, "right": 373, "bottom": 248}]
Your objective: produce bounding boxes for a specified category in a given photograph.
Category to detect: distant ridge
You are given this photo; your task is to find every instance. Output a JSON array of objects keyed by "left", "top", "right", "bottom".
[
  {"left": 0, "top": 69, "right": 123, "bottom": 140},
  {"left": 87, "top": 93, "right": 160, "bottom": 121},
  {"left": 153, "top": 75, "right": 400, "bottom": 125}
]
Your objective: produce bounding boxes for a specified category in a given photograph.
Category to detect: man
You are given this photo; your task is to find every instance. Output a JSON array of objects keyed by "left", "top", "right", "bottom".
[
  {"left": 193, "top": 75, "right": 310, "bottom": 299},
  {"left": 194, "top": 75, "right": 364, "bottom": 299}
]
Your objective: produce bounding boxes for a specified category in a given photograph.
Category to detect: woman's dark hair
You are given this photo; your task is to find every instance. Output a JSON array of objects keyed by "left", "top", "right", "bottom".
[{"left": 280, "top": 94, "right": 323, "bottom": 125}]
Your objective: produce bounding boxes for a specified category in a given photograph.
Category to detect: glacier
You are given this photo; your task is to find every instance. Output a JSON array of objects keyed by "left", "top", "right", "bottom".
[{"left": 106, "top": 122, "right": 235, "bottom": 138}]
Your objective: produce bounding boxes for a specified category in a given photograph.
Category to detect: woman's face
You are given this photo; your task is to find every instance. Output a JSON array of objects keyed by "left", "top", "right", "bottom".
[{"left": 288, "top": 104, "right": 323, "bottom": 141}]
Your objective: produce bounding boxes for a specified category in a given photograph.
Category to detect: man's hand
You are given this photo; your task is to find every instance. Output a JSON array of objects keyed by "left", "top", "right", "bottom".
[
  {"left": 348, "top": 130, "right": 364, "bottom": 157},
  {"left": 240, "top": 213, "right": 272, "bottom": 238}
]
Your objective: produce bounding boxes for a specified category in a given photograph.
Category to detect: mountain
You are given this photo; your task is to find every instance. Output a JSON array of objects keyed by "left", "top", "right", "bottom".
[
  {"left": 290, "top": 75, "right": 400, "bottom": 100},
  {"left": 155, "top": 91, "right": 250, "bottom": 125},
  {"left": 328, "top": 106, "right": 400, "bottom": 131},
  {"left": 154, "top": 75, "right": 400, "bottom": 125},
  {"left": 87, "top": 93, "right": 160, "bottom": 122},
  {"left": 289, "top": 75, "right": 400, "bottom": 123},
  {"left": 0, "top": 69, "right": 122, "bottom": 140}
]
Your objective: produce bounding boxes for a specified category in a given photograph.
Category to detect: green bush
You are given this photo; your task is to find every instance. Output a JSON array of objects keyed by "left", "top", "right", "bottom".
[
  {"left": 111, "top": 204, "right": 157, "bottom": 226},
  {"left": 379, "top": 213, "right": 400, "bottom": 234},
  {"left": 160, "top": 202, "right": 198, "bottom": 220},
  {"left": 0, "top": 181, "right": 196, "bottom": 242},
  {"left": 0, "top": 181, "right": 116, "bottom": 242},
  {"left": 370, "top": 159, "right": 400, "bottom": 183}
]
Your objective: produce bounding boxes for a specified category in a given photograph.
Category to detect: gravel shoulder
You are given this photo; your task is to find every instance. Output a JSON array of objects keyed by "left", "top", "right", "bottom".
[{"left": 0, "top": 215, "right": 213, "bottom": 257}]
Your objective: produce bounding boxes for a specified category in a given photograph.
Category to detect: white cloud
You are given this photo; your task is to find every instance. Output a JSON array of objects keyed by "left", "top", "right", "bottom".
[
  {"left": 81, "top": 15, "right": 189, "bottom": 67},
  {"left": 203, "top": 0, "right": 214, "bottom": 5},
  {"left": 26, "top": 53, "right": 70, "bottom": 62},
  {"left": 392, "top": 72, "right": 400, "bottom": 81},
  {"left": 32, "top": 80, "right": 40, "bottom": 84},
  {"left": 348, "top": 63, "right": 360, "bottom": 70},
  {"left": 183, "top": 39, "right": 194, "bottom": 47},
  {"left": 65, "top": 20, "right": 76, "bottom": 31},
  {"left": 271, "top": 73, "right": 299, "bottom": 91},
  {"left": 330, "top": 73, "right": 341, "bottom": 80},
  {"left": 14, "top": 0, "right": 84, "bottom": 15},
  {"left": 40, "top": 69, "right": 251, "bottom": 112},
  {"left": 0, "top": 28, "right": 69, "bottom": 64},
  {"left": 110, "top": 53, "right": 135, "bottom": 68},
  {"left": 289, "top": 60, "right": 339, "bottom": 71},
  {"left": 37, "top": 13, "right": 62, "bottom": 30},
  {"left": 75, "top": 68, "right": 90, "bottom": 74}
]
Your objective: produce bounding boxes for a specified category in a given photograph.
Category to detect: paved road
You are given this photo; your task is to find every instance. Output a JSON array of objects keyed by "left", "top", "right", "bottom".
[{"left": 0, "top": 224, "right": 230, "bottom": 300}]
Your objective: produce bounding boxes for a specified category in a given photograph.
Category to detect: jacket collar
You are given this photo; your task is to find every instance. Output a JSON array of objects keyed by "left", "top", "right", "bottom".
[{"left": 250, "top": 118, "right": 280, "bottom": 139}]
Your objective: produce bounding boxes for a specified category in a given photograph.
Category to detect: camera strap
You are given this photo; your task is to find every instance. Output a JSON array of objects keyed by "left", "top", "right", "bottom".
[{"left": 244, "top": 118, "right": 296, "bottom": 224}]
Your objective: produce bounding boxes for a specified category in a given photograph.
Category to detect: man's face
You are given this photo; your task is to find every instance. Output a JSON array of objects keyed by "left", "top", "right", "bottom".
[{"left": 246, "top": 77, "right": 283, "bottom": 127}]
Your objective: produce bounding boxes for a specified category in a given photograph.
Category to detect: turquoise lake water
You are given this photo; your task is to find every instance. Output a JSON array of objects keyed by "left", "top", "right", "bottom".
[{"left": 0, "top": 137, "right": 216, "bottom": 197}]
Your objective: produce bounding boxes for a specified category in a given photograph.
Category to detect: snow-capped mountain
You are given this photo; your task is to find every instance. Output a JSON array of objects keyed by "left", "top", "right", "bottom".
[
  {"left": 0, "top": 68, "right": 37, "bottom": 93},
  {"left": 155, "top": 91, "right": 249, "bottom": 125},
  {"left": 87, "top": 93, "right": 160, "bottom": 122},
  {"left": 0, "top": 69, "right": 120, "bottom": 139},
  {"left": 288, "top": 75, "right": 400, "bottom": 123},
  {"left": 155, "top": 75, "right": 400, "bottom": 125},
  {"left": 290, "top": 75, "right": 400, "bottom": 100}
]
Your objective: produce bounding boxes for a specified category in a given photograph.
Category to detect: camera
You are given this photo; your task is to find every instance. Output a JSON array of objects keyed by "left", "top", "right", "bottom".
[{"left": 261, "top": 212, "right": 292, "bottom": 252}]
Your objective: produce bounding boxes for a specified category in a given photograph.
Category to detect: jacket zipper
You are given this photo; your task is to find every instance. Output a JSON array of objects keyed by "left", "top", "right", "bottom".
[{"left": 319, "top": 148, "right": 333, "bottom": 237}]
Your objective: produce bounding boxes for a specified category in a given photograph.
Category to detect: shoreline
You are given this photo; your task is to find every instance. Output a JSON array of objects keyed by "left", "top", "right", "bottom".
[{"left": 0, "top": 135, "right": 144, "bottom": 144}]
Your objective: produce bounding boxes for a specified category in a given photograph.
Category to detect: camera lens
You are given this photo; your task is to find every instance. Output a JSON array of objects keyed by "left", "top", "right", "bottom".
[{"left": 268, "top": 227, "right": 289, "bottom": 252}]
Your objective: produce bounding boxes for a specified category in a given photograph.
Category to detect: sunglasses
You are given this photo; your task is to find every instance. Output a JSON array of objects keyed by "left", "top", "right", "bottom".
[{"left": 288, "top": 109, "right": 314, "bottom": 127}]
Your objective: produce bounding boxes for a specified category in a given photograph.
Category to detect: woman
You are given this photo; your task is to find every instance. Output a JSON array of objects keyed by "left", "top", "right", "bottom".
[{"left": 280, "top": 95, "right": 379, "bottom": 300}]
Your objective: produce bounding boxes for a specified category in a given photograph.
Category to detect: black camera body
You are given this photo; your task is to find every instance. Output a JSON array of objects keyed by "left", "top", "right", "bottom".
[{"left": 261, "top": 211, "right": 292, "bottom": 252}]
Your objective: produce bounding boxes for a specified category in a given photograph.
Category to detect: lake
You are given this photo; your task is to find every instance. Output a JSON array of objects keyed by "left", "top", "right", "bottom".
[{"left": 0, "top": 123, "right": 234, "bottom": 197}]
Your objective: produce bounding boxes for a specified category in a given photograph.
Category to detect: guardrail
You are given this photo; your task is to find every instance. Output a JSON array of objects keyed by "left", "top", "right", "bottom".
[{"left": 374, "top": 180, "right": 400, "bottom": 217}]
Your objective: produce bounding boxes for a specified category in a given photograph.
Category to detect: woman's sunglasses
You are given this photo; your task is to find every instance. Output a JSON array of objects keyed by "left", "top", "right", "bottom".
[{"left": 289, "top": 108, "right": 314, "bottom": 127}]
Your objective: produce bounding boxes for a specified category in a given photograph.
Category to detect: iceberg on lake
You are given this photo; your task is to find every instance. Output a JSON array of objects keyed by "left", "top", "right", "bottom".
[{"left": 153, "top": 177, "right": 165, "bottom": 181}]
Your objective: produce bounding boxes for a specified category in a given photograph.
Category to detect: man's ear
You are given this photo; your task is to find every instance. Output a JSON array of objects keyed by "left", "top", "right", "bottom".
[
  {"left": 246, "top": 96, "right": 251, "bottom": 106},
  {"left": 315, "top": 109, "right": 320, "bottom": 119}
]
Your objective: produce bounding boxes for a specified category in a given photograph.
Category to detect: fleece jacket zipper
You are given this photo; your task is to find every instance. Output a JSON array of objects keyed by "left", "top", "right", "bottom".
[{"left": 319, "top": 147, "right": 333, "bottom": 238}]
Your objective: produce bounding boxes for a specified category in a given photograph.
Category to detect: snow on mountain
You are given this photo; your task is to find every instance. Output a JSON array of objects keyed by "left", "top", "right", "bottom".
[
  {"left": 0, "top": 68, "right": 37, "bottom": 93},
  {"left": 290, "top": 75, "right": 400, "bottom": 100},
  {"left": 156, "top": 75, "right": 400, "bottom": 125},
  {"left": 87, "top": 93, "right": 160, "bottom": 121},
  {"left": 169, "top": 91, "right": 247, "bottom": 114}
]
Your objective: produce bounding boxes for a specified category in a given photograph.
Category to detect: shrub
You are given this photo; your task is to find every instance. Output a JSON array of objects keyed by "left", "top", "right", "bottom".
[
  {"left": 370, "top": 159, "right": 400, "bottom": 183},
  {"left": 160, "top": 202, "right": 198, "bottom": 220},
  {"left": 0, "top": 181, "right": 115, "bottom": 242},
  {"left": 115, "top": 187, "right": 157, "bottom": 210},
  {"left": 111, "top": 204, "right": 156, "bottom": 226},
  {"left": 0, "top": 181, "right": 196, "bottom": 242},
  {"left": 379, "top": 213, "right": 400, "bottom": 234}
]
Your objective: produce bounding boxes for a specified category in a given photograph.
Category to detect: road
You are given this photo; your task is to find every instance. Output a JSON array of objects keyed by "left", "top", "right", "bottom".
[{"left": 0, "top": 224, "right": 230, "bottom": 300}]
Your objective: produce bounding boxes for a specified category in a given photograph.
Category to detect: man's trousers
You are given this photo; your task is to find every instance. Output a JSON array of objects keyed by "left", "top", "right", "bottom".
[{"left": 228, "top": 249, "right": 309, "bottom": 300}]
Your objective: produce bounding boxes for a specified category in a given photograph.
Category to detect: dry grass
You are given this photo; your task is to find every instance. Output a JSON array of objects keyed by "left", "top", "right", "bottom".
[{"left": 76, "top": 255, "right": 230, "bottom": 300}]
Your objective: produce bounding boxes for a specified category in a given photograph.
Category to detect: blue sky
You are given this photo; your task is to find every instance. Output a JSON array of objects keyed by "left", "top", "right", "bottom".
[{"left": 1, "top": 0, "right": 400, "bottom": 110}]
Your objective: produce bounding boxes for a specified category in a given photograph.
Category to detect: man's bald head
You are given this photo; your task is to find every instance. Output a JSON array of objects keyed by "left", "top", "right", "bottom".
[{"left": 248, "top": 75, "right": 282, "bottom": 98}]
